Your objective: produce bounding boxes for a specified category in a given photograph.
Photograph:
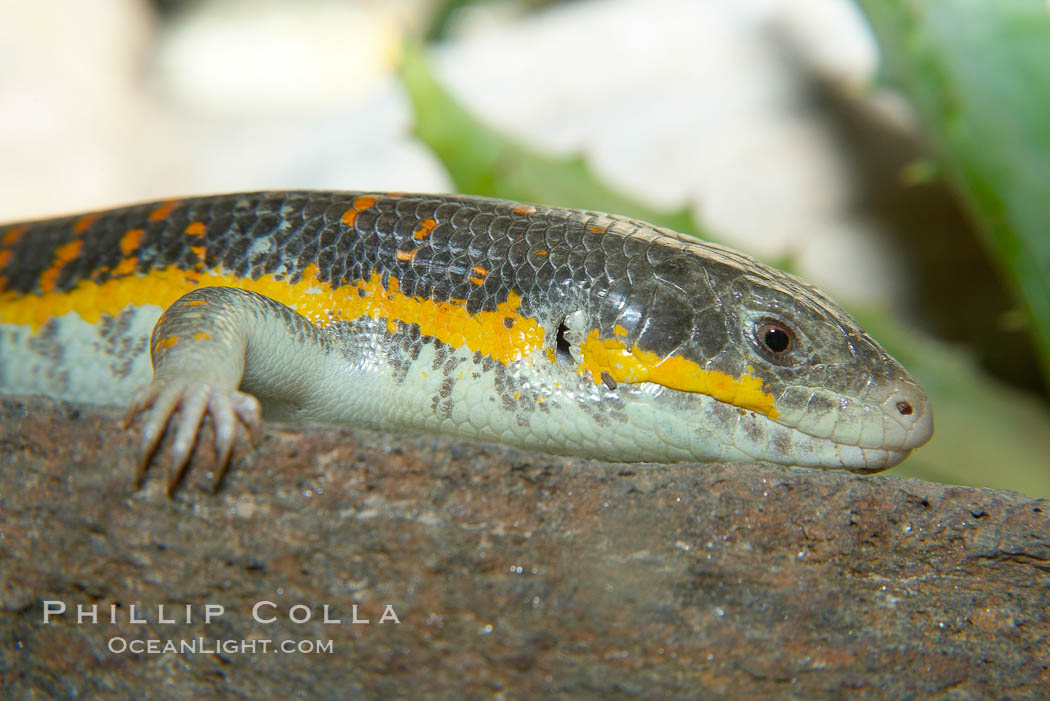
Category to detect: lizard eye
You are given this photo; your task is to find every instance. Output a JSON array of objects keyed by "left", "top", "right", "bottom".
[{"left": 752, "top": 318, "right": 796, "bottom": 364}]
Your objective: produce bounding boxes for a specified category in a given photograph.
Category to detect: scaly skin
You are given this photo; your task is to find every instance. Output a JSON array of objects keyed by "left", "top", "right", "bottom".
[{"left": 0, "top": 191, "right": 933, "bottom": 491}]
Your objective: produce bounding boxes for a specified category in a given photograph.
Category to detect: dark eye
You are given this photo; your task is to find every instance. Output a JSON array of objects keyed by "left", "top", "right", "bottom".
[
  {"left": 760, "top": 323, "right": 791, "bottom": 353},
  {"left": 752, "top": 319, "right": 795, "bottom": 363}
]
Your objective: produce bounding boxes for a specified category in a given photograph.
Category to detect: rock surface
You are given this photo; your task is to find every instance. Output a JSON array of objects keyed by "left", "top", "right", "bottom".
[{"left": 1, "top": 396, "right": 1048, "bottom": 699}]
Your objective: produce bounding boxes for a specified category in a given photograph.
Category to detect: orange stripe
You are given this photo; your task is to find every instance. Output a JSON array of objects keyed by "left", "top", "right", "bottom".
[
  {"left": 149, "top": 200, "right": 179, "bottom": 222},
  {"left": 112, "top": 258, "right": 138, "bottom": 276},
  {"left": 38, "top": 270, "right": 61, "bottom": 294},
  {"left": 579, "top": 329, "right": 779, "bottom": 418},
  {"left": 39, "top": 240, "right": 84, "bottom": 293},
  {"left": 513, "top": 205, "right": 537, "bottom": 216},
  {"left": 0, "top": 250, "right": 11, "bottom": 269},
  {"left": 1, "top": 264, "right": 548, "bottom": 366},
  {"left": 413, "top": 218, "right": 437, "bottom": 239},
  {"left": 120, "top": 228, "right": 144, "bottom": 255},
  {"left": 55, "top": 240, "right": 84, "bottom": 263},
  {"left": 73, "top": 214, "right": 98, "bottom": 235},
  {"left": 185, "top": 221, "right": 207, "bottom": 237},
  {"left": 2, "top": 225, "right": 28, "bottom": 247},
  {"left": 341, "top": 196, "right": 378, "bottom": 228}
]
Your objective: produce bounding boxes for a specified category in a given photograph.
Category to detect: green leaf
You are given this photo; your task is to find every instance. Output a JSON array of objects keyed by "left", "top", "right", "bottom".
[{"left": 855, "top": 0, "right": 1050, "bottom": 389}]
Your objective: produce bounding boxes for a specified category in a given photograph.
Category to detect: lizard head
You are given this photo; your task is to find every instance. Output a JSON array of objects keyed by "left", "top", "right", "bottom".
[{"left": 569, "top": 233, "right": 933, "bottom": 472}]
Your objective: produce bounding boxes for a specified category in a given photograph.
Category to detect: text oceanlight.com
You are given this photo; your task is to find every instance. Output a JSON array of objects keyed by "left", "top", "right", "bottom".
[{"left": 108, "top": 637, "right": 335, "bottom": 655}]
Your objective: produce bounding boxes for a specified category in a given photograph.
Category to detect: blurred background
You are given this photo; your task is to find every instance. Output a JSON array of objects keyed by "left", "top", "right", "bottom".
[{"left": 2, "top": 0, "right": 1048, "bottom": 495}]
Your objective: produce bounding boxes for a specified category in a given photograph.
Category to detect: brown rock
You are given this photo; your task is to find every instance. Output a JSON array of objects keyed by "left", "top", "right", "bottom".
[{"left": 1, "top": 396, "right": 1047, "bottom": 699}]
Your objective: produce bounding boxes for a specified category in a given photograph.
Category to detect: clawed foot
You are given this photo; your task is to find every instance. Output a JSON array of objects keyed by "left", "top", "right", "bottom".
[{"left": 124, "top": 380, "right": 262, "bottom": 495}]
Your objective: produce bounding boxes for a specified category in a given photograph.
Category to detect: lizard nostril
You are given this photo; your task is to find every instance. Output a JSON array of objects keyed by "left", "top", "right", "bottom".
[{"left": 880, "top": 387, "right": 933, "bottom": 450}]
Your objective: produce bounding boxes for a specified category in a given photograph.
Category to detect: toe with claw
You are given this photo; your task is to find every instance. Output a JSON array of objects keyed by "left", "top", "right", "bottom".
[{"left": 124, "top": 380, "right": 262, "bottom": 494}]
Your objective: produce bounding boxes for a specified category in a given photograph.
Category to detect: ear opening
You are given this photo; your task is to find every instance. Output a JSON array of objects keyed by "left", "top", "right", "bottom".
[{"left": 555, "top": 317, "right": 573, "bottom": 363}]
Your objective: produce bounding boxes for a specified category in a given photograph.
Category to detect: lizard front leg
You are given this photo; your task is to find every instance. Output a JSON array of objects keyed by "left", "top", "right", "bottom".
[{"left": 126, "top": 286, "right": 333, "bottom": 494}]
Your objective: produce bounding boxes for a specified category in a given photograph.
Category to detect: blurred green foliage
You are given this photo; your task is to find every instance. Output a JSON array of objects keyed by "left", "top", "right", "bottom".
[
  {"left": 426, "top": 0, "right": 564, "bottom": 41},
  {"left": 400, "top": 47, "right": 1050, "bottom": 497},
  {"left": 856, "top": 0, "right": 1050, "bottom": 392}
]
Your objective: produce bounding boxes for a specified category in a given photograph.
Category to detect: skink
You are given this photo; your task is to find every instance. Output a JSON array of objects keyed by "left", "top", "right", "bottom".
[{"left": 0, "top": 191, "right": 933, "bottom": 490}]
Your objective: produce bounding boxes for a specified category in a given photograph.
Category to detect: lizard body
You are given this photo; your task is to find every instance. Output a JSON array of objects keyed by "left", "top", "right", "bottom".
[{"left": 0, "top": 191, "right": 933, "bottom": 489}]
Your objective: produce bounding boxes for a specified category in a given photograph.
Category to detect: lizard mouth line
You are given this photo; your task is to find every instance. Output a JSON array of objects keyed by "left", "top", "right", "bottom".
[
  {"left": 745, "top": 388, "right": 934, "bottom": 460},
  {"left": 735, "top": 409, "right": 920, "bottom": 471}
]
